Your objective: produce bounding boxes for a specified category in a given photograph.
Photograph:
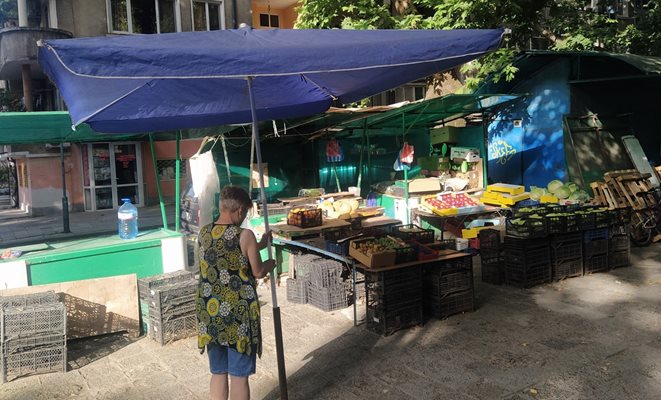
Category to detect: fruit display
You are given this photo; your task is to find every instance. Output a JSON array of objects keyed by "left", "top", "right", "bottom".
[
  {"left": 348, "top": 237, "right": 398, "bottom": 268},
  {"left": 287, "top": 207, "right": 323, "bottom": 228},
  {"left": 529, "top": 180, "right": 590, "bottom": 203},
  {"left": 421, "top": 193, "right": 482, "bottom": 216},
  {"left": 354, "top": 237, "right": 409, "bottom": 254},
  {"left": 318, "top": 198, "right": 360, "bottom": 219}
]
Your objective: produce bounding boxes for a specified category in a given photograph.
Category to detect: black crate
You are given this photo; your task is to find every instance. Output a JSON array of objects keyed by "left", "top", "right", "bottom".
[
  {"left": 609, "top": 235, "right": 630, "bottom": 252},
  {"left": 504, "top": 246, "right": 550, "bottom": 266},
  {"left": 609, "top": 250, "right": 630, "bottom": 269},
  {"left": 552, "top": 258, "right": 583, "bottom": 281},
  {"left": 480, "top": 248, "right": 502, "bottom": 260},
  {"left": 394, "top": 245, "right": 418, "bottom": 264},
  {"left": 575, "top": 212, "right": 596, "bottom": 230},
  {"left": 610, "top": 224, "right": 630, "bottom": 237},
  {"left": 584, "top": 254, "right": 609, "bottom": 274},
  {"left": 481, "top": 257, "right": 504, "bottom": 285},
  {"left": 504, "top": 236, "right": 549, "bottom": 250},
  {"left": 286, "top": 278, "right": 308, "bottom": 304},
  {"left": 505, "top": 261, "right": 551, "bottom": 288},
  {"left": 550, "top": 232, "right": 582, "bottom": 245},
  {"left": 308, "top": 285, "right": 348, "bottom": 312},
  {"left": 424, "top": 270, "right": 472, "bottom": 296},
  {"left": 583, "top": 228, "right": 609, "bottom": 242},
  {"left": 366, "top": 268, "right": 422, "bottom": 307},
  {"left": 367, "top": 301, "right": 423, "bottom": 336},
  {"left": 391, "top": 224, "right": 435, "bottom": 244},
  {"left": 583, "top": 238, "right": 608, "bottom": 257},
  {"left": 478, "top": 229, "right": 501, "bottom": 251},
  {"left": 325, "top": 240, "right": 350, "bottom": 256},
  {"left": 424, "top": 290, "right": 474, "bottom": 319},
  {"left": 550, "top": 239, "right": 582, "bottom": 264},
  {"left": 613, "top": 207, "right": 632, "bottom": 224},
  {"left": 505, "top": 218, "right": 547, "bottom": 238}
]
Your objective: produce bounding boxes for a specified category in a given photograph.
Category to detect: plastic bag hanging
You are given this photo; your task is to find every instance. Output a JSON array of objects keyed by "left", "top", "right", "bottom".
[
  {"left": 326, "top": 139, "right": 344, "bottom": 162},
  {"left": 400, "top": 142, "right": 414, "bottom": 164}
]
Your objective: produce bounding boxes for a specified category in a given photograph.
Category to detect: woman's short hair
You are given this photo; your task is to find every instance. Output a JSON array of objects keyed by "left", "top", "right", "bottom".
[{"left": 220, "top": 186, "right": 252, "bottom": 213}]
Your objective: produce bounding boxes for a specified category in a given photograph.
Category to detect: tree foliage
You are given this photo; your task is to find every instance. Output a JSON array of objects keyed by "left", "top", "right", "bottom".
[{"left": 296, "top": 0, "right": 661, "bottom": 92}]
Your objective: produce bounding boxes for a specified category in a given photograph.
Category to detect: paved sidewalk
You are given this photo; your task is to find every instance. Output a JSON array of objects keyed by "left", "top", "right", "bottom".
[
  {"left": 2, "top": 245, "right": 660, "bottom": 399},
  {"left": 0, "top": 204, "right": 178, "bottom": 248}
]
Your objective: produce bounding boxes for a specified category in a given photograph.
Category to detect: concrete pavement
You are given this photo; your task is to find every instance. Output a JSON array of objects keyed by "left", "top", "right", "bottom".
[{"left": 1, "top": 244, "right": 660, "bottom": 399}]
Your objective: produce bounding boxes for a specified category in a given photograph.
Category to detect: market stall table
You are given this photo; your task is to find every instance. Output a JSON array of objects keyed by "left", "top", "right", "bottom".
[{"left": 413, "top": 205, "right": 507, "bottom": 239}]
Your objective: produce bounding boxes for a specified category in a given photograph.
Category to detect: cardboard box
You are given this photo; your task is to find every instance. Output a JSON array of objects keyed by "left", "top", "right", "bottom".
[
  {"left": 486, "top": 183, "right": 525, "bottom": 195},
  {"left": 407, "top": 178, "right": 441, "bottom": 193},
  {"left": 450, "top": 147, "right": 480, "bottom": 160},
  {"left": 349, "top": 238, "right": 396, "bottom": 268},
  {"left": 430, "top": 126, "right": 460, "bottom": 145}
]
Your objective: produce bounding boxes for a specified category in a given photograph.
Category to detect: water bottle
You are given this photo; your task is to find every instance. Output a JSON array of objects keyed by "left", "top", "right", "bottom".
[{"left": 118, "top": 198, "right": 138, "bottom": 239}]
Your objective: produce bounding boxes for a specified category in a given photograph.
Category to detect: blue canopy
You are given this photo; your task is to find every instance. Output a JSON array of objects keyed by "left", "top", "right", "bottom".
[{"left": 39, "top": 27, "right": 503, "bottom": 133}]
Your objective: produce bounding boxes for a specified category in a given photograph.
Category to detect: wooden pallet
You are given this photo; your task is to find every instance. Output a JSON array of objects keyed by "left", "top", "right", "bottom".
[{"left": 602, "top": 170, "right": 654, "bottom": 211}]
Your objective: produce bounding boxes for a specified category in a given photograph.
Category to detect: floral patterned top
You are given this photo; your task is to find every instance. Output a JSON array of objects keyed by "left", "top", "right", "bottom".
[{"left": 196, "top": 223, "right": 261, "bottom": 357}]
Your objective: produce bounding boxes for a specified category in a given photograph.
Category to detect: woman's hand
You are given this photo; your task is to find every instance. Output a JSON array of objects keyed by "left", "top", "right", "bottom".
[{"left": 258, "top": 230, "right": 273, "bottom": 250}]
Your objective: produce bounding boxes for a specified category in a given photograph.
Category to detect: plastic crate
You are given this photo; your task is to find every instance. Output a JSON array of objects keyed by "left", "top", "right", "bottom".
[
  {"left": 609, "top": 235, "right": 630, "bottom": 252},
  {"left": 504, "top": 246, "right": 550, "bottom": 266},
  {"left": 504, "top": 236, "right": 549, "bottom": 249},
  {"left": 513, "top": 199, "right": 541, "bottom": 209},
  {"left": 550, "top": 232, "right": 582, "bottom": 245},
  {"left": 307, "top": 285, "right": 348, "bottom": 312},
  {"left": 575, "top": 212, "right": 596, "bottom": 230},
  {"left": 610, "top": 224, "right": 630, "bottom": 237},
  {"left": 593, "top": 211, "right": 611, "bottom": 229},
  {"left": 609, "top": 250, "right": 630, "bottom": 269},
  {"left": 366, "top": 301, "right": 423, "bottom": 336},
  {"left": 365, "top": 267, "right": 422, "bottom": 306},
  {"left": 424, "top": 290, "right": 474, "bottom": 319},
  {"left": 308, "top": 258, "right": 344, "bottom": 288},
  {"left": 505, "top": 261, "right": 551, "bottom": 288},
  {"left": 424, "top": 269, "right": 472, "bottom": 296},
  {"left": 550, "top": 240, "right": 582, "bottom": 264},
  {"left": 613, "top": 207, "right": 632, "bottom": 224},
  {"left": 138, "top": 271, "right": 194, "bottom": 300},
  {"left": 545, "top": 213, "right": 579, "bottom": 234},
  {"left": 552, "top": 258, "right": 583, "bottom": 281},
  {"left": 1, "top": 333, "right": 66, "bottom": 356},
  {"left": 391, "top": 224, "right": 435, "bottom": 244},
  {"left": 1, "top": 303, "right": 66, "bottom": 341},
  {"left": 147, "top": 281, "right": 197, "bottom": 312},
  {"left": 505, "top": 218, "right": 547, "bottom": 238},
  {"left": 583, "top": 238, "right": 608, "bottom": 257},
  {"left": 394, "top": 245, "right": 417, "bottom": 264},
  {"left": 287, "top": 208, "right": 322, "bottom": 228},
  {"left": 325, "top": 240, "right": 350, "bottom": 256},
  {"left": 286, "top": 279, "right": 308, "bottom": 304},
  {"left": 149, "top": 313, "right": 197, "bottom": 346},
  {"left": 0, "top": 291, "right": 58, "bottom": 309},
  {"left": 478, "top": 229, "right": 501, "bottom": 251},
  {"left": 584, "top": 254, "right": 609, "bottom": 274},
  {"left": 481, "top": 257, "right": 504, "bottom": 285},
  {"left": 583, "top": 228, "right": 609, "bottom": 242},
  {"left": 1, "top": 340, "right": 66, "bottom": 383}
]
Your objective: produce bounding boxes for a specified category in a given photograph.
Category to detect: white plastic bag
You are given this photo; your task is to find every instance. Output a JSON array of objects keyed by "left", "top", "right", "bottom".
[{"left": 188, "top": 148, "right": 220, "bottom": 227}]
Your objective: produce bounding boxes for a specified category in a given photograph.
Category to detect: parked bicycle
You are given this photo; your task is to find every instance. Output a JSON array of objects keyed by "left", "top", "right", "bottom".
[{"left": 629, "top": 186, "right": 661, "bottom": 246}]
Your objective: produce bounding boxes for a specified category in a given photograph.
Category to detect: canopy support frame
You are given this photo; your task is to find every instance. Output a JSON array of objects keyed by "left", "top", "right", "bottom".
[{"left": 149, "top": 133, "right": 168, "bottom": 229}]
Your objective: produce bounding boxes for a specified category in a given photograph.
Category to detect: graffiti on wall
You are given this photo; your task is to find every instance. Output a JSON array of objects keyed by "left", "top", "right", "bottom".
[{"left": 489, "top": 139, "right": 517, "bottom": 165}]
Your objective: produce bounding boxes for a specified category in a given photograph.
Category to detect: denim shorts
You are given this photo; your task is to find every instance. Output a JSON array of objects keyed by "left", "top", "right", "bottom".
[{"left": 207, "top": 343, "right": 256, "bottom": 377}]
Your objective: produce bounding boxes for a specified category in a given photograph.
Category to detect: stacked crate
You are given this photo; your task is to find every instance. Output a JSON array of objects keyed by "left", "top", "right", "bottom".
[
  {"left": 0, "top": 291, "right": 66, "bottom": 383},
  {"left": 138, "top": 271, "right": 197, "bottom": 345},
  {"left": 549, "top": 232, "right": 583, "bottom": 280},
  {"left": 423, "top": 255, "right": 474, "bottom": 319},
  {"left": 583, "top": 228, "right": 610, "bottom": 274},
  {"left": 609, "top": 210, "right": 631, "bottom": 269},
  {"left": 504, "top": 236, "right": 552, "bottom": 288},
  {"left": 286, "top": 253, "right": 316, "bottom": 304},
  {"left": 306, "top": 257, "right": 347, "bottom": 312},
  {"left": 608, "top": 225, "right": 631, "bottom": 268},
  {"left": 366, "top": 266, "right": 423, "bottom": 335},
  {"left": 478, "top": 229, "right": 504, "bottom": 285}
]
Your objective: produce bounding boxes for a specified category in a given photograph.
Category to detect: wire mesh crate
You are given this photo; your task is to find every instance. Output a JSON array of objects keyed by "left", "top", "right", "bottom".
[
  {"left": 366, "top": 300, "right": 423, "bottom": 336},
  {"left": 364, "top": 266, "right": 422, "bottom": 307},
  {"left": 504, "top": 245, "right": 550, "bottom": 266},
  {"left": 505, "top": 218, "right": 547, "bottom": 238},
  {"left": 504, "top": 236, "right": 549, "bottom": 250},
  {"left": 290, "top": 253, "right": 322, "bottom": 281},
  {"left": 609, "top": 235, "right": 630, "bottom": 252},
  {"left": 307, "top": 285, "right": 348, "bottom": 312},
  {"left": 552, "top": 258, "right": 583, "bottom": 281},
  {"left": 584, "top": 254, "right": 610, "bottom": 274},
  {"left": 424, "top": 290, "right": 474, "bottom": 320},
  {"left": 1, "top": 303, "right": 67, "bottom": 341},
  {"left": 147, "top": 280, "right": 197, "bottom": 312},
  {"left": 149, "top": 313, "right": 197, "bottom": 346},
  {"left": 0, "top": 291, "right": 58, "bottom": 309},
  {"left": 609, "top": 250, "right": 630, "bottom": 269},
  {"left": 286, "top": 278, "right": 308, "bottom": 304},
  {"left": 138, "top": 271, "right": 194, "bottom": 300},
  {"left": 478, "top": 229, "right": 501, "bottom": 252},
  {"left": 1, "top": 339, "right": 67, "bottom": 383},
  {"left": 391, "top": 224, "right": 435, "bottom": 244},
  {"left": 481, "top": 256, "right": 504, "bottom": 285},
  {"left": 308, "top": 258, "right": 345, "bottom": 288}
]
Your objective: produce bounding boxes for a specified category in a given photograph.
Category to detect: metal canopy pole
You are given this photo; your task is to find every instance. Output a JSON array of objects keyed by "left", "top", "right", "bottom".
[
  {"left": 149, "top": 133, "right": 168, "bottom": 229},
  {"left": 59, "top": 142, "right": 70, "bottom": 233},
  {"left": 402, "top": 114, "right": 409, "bottom": 225},
  {"left": 175, "top": 131, "right": 181, "bottom": 231},
  {"left": 246, "top": 76, "right": 288, "bottom": 400}
]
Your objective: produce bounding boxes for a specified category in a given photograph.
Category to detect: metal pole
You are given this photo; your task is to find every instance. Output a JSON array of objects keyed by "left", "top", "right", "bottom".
[
  {"left": 246, "top": 76, "right": 288, "bottom": 400},
  {"left": 60, "top": 143, "right": 70, "bottom": 233},
  {"left": 149, "top": 133, "right": 168, "bottom": 229},
  {"left": 175, "top": 131, "right": 181, "bottom": 231},
  {"left": 402, "top": 114, "right": 409, "bottom": 225}
]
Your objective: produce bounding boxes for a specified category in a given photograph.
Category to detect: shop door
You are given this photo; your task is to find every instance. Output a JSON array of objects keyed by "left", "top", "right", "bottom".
[{"left": 82, "top": 143, "right": 144, "bottom": 211}]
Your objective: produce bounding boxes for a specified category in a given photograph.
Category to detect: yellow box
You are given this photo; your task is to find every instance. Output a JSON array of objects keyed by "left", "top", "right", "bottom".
[
  {"left": 461, "top": 226, "right": 492, "bottom": 239},
  {"left": 487, "top": 183, "right": 525, "bottom": 196},
  {"left": 540, "top": 194, "right": 559, "bottom": 203}
]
